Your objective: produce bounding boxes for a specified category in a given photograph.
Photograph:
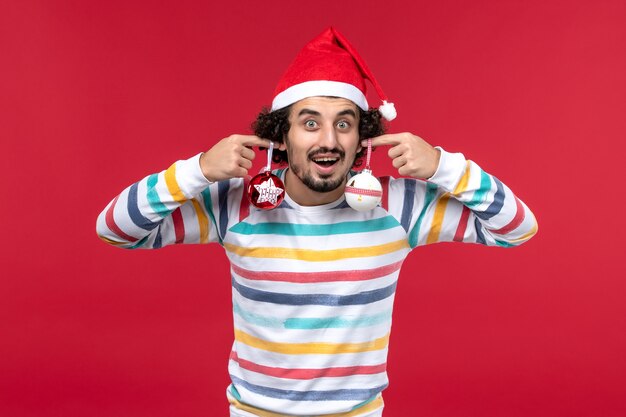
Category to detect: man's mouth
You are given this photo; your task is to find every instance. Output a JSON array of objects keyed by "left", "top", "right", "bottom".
[
  {"left": 311, "top": 156, "right": 339, "bottom": 167},
  {"left": 309, "top": 149, "right": 344, "bottom": 170}
]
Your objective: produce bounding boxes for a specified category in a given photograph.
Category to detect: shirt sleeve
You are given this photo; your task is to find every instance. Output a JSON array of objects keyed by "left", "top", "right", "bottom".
[
  {"left": 386, "top": 147, "right": 538, "bottom": 248},
  {"left": 96, "top": 153, "right": 245, "bottom": 249}
]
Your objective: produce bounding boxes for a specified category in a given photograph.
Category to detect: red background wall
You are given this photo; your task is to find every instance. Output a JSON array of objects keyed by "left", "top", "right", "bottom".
[{"left": 1, "top": 1, "right": 625, "bottom": 416}]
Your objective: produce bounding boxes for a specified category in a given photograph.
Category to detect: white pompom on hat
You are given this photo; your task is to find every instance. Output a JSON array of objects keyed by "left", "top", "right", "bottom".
[{"left": 271, "top": 27, "right": 397, "bottom": 121}]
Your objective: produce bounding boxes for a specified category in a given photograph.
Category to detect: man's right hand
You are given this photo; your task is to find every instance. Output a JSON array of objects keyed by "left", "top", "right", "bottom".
[{"left": 199, "top": 135, "right": 285, "bottom": 182}]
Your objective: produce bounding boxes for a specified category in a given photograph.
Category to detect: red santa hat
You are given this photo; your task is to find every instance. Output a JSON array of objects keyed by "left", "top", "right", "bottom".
[{"left": 271, "top": 27, "right": 397, "bottom": 121}]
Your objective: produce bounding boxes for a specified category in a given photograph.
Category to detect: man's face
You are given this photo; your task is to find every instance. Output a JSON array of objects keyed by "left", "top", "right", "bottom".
[{"left": 284, "top": 97, "right": 361, "bottom": 200}]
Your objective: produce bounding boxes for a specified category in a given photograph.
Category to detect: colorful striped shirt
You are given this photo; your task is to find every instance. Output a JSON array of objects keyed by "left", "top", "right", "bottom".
[{"left": 96, "top": 148, "right": 537, "bottom": 416}]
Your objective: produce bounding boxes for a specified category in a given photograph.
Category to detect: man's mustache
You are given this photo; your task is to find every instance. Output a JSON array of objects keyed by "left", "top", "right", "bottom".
[{"left": 307, "top": 148, "right": 345, "bottom": 160}]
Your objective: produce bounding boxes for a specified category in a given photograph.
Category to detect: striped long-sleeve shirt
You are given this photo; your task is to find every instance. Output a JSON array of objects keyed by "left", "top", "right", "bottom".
[{"left": 96, "top": 148, "right": 537, "bottom": 417}]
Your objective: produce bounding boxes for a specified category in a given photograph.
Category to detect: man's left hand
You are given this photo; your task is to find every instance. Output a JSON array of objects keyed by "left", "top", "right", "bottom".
[{"left": 363, "top": 133, "right": 441, "bottom": 179}]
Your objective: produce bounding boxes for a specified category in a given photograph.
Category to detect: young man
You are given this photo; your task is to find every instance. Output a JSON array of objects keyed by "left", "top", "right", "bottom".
[{"left": 97, "top": 27, "right": 537, "bottom": 417}]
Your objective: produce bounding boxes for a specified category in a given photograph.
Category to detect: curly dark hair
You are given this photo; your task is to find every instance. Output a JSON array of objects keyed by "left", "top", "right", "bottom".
[{"left": 252, "top": 105, "right": 386, "bottom": 166}]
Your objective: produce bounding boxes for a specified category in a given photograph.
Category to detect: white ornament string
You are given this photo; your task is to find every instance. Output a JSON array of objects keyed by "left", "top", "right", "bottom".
[
  {"left": 365, "top": 138, "right": 372, "bottom": 170},
  {"left": 266, "top": 141, "right": 274, "bottom": 172}
]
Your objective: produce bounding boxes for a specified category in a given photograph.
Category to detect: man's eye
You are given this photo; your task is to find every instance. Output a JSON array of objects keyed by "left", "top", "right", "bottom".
[
  {"left": 337, "top": 121, "right": 349, "bottom": 129},
  {"left": 305, "top": 120, "right": 317, "bottom": 128}
]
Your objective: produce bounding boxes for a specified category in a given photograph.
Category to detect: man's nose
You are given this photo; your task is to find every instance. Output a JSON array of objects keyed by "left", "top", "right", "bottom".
[{"left": 319, "top": 125, "right": 338, "bottom": 148}]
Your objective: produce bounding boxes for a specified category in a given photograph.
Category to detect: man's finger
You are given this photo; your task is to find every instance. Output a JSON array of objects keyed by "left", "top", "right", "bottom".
[
  {"left": 233, "top": 166, "right": 249, "bottom": 178},
  {"left": 392, "top": 156, "right": 407, "bottom": 169},
  {"left": 239, "top": 157, "right": 253, "bottom": 170},
  {"left": 243, "top": 136, "right": 286, "bottom": 152},
  {"left": 387, "top": 144, "right": 405, "bottom": 159},
  {"left": 363, "top": 134, "right": 402, "bottom": 148},
  {"left": 240, "top": 146, "right": 256, "bottom": 161},
  {"left": 239, "top": 135, "right": 275, "bottom": 148}
]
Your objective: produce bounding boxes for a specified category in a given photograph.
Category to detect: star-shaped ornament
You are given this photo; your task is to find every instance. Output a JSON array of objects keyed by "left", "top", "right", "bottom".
[{"left": 248, "top": 172, "right": 285, "bottom": 210}]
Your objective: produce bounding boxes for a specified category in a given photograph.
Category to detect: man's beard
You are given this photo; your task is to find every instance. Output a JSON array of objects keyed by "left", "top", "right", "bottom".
[
  {"left": 297, "top": 170, "right": 346, "bottom": 193},
  {"left": 288, "top": 147, "right": 355, "bottom": 193}
]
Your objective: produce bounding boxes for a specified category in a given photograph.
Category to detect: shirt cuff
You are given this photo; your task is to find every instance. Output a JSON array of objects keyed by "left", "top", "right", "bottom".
[
  {"left": 175, "top": 152, "right": 214, "bottom": 197},
  {"left": 427, "top": 146, "right": 467, "bottom": 193}
]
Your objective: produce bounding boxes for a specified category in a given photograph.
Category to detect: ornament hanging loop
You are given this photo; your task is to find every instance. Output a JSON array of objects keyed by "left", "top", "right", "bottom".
[
  {"left": 265, "top": 141, "right": 274, "bottom": 172},
  {"left": 365, "top": 138, "right": 373, "bottom": 171}
]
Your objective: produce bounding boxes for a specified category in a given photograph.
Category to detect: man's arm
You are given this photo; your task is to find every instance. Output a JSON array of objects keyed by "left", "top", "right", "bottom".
[
  {"left": 368, "top": 133, "right": 538, "bottom": 248},
  {"left": 96, "top": 135, "right": 279, "bottom": 249}
]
